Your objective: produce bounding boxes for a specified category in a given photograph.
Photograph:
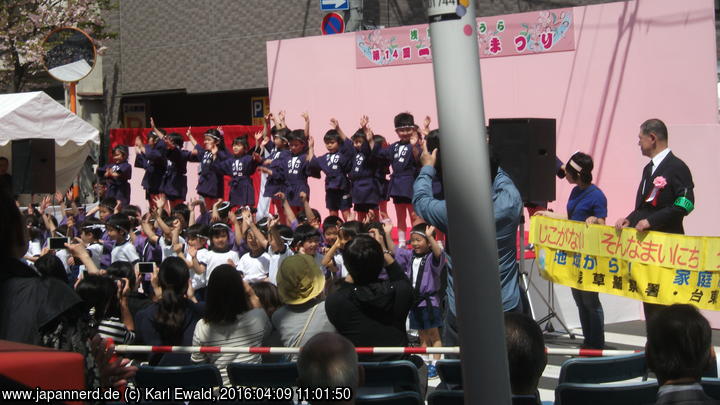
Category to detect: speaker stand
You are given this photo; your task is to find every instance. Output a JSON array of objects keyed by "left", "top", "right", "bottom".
[{"left": 518, "top": 215, "right": 575, "bottom": 339}]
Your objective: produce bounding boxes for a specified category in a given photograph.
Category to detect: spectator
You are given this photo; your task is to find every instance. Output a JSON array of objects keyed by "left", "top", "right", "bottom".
[
  {"left": 325, "top": 235, "right": 413, "bottom": 362},
  {"left": 298, "top": 332, "right": 361, "bottom": 405},
  {"left": 0, "top": 190, "right": 135, "bottom": 388},
  {"left": 272, "top": 254, "right": 335, "bottom": 359},
  {"left": 105, "top": 261, "right": 152, "bottom": 317},
  {"left": 35, "top": 253, "right": 69, "bottom": 284},
  {"left": 251, "top": 281, "right": 282, "bottom": 318},
  {"left": 192, "top": 265, "right": 270, "bottom": 385},
  {"left": 646, "top": 304, "right": 718, "bottom": 405},
  {"left": 134, "top": 257, "right": 204, "bottom": 365},
  {"left": 505, "top": 313, "right": 546, "bottom": 405},
  {"left": 76, "top": 275, "right": 135, "bottom": 344}
]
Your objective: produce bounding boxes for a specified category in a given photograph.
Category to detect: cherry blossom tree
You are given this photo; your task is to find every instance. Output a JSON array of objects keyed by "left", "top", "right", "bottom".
[{"left": 0, "top": 0, "right": 115, "bottom": 93}]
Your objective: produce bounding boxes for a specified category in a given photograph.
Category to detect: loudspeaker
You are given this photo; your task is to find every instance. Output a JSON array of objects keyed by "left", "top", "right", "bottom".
[
  {"left": 12, "top": 139, "right": 55, "bottom": 194},
  {"left": 488, "top": 118, "right": 556, "bottom": 203}
]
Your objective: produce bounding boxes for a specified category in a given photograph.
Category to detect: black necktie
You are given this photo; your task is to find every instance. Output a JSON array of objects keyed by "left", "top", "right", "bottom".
[{"left": 642, "top": 162, "right": 653, "bottom": 195}]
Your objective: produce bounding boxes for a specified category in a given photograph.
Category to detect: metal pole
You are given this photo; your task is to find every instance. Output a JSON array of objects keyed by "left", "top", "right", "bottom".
[{"left": 427, "top": 1, "right": 512, "bottom": 404}]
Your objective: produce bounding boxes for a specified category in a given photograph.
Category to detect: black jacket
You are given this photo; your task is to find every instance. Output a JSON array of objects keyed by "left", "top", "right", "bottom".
[
  {"left": 627, "top": 151, "right": 694, "bottom": 234},
  {"left": 325, "top": 261, "right": 413, "bottom": 362}
]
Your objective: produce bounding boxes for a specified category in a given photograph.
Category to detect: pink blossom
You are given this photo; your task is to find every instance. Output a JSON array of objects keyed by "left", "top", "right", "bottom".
[{"left": 653, "top": 176, "right": 667, "bottom": 189}]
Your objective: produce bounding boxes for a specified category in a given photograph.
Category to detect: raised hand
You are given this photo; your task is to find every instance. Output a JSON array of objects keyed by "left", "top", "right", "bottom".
[
  {"left": 360, "top": 115, "right": 369, "bottom": 129},
  {"left": 382, "top": 219, "right": 394, "bottom": 236},
  {"left": 425, "top": 224, "right": 436, "bottom": 237},
  {"left": 301, "top": 111, "right": 309, "bottom": 123},
  {"left": 299, "top": 191, "right": 308, "bottom": 202},
  {"left": 330, "top": 118, "right": 340, "bottom": 130},
  {"left": 274, "top": 192, "right": 286, "bottom": 201},
  {"left": 134, "top": 136, "right": 143, "bottom": 150},
  {"left": 410, "top": 132, "right": 419, "bottom": 146},
  {"left": 368, "top": 228, "right": 384, "bottom": 246},
  {"left": 153, "top": 195, "right": 166, "bottom": 211},
  {"left": 228, "top": 209, "right": 238, "bottom": 224},
  {"left": 190, "top": 197, "right": 203, "bottom": 208},
  {"left": 150, "top": 117, "right": 156, "bottom": 129},
  {"left": 241, "top": 207, "right": 253, "bottom": 223},
  {"left": 254, "top": 130, "right": 264, "bottom": 143},
  {"left": 422, "top": 116, "right": 431, "bottom": 136}
]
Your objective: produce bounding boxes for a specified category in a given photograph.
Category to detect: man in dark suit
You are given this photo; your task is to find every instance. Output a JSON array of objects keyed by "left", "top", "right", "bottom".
[
  {"left": 646, "top": 305, "right": 719, "bottom": 405},
  {"left": 615, "top": 119, "right": 695, "bottom": 319}
]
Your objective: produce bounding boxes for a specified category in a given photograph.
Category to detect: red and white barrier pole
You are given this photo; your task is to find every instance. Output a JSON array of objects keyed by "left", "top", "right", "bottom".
[{"left": 113, "top": 345, "right": 640, "bottom": 357}]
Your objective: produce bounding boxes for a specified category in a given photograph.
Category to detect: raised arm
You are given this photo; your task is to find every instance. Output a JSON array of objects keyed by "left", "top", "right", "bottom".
[
  {"left": 425, "top": 225, "right": 443, "bottom": 259},
  {"left": 361, "top": 115, "right": 374, "bottom": 149},
  {"left": 330, "top": 118, "right": 347, "bottom": 141},
  {"left": 229, "top": 209, "right": 243, "bottom": 247},
  {"left": 273, "top": 192, "right": 296, "bottom": 226},
  {"left": 67, "top": 238, "right": 101, "bottom": 274},
  {"left": 243, "top": 209, "right": 268, "bottom": 250},
  {"left": 299, "top": 192, "right": 318, "bottom": 228},
  {"left": 276, "top": 110, "right": 286, "bottom": 130},
  {"left": 186, "top": 126, "right": 197, "bottom": 148},
  {"left": 141, "top": 214, "right": 160, "bottom": 245}
]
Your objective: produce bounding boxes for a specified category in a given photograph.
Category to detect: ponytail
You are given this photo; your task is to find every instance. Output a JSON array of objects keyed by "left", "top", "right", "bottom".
[
  {"left": 153, "top": 257, "right": 190, "bottom": 344},
  {"left": 156, "top": 287, "right": 187, "bottom": 344}
]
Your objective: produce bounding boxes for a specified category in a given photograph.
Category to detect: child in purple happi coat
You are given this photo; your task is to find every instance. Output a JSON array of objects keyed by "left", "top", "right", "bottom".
[
  {"left": 162, "top": 131, "right": 193, "bottom": 208},
  {"left": 134, "top": 118, "right": 167, "bottom": 209},
  {"left": 283, "top": 112, "right": 320, "bottom": 216},
  {"left": 393, "top": 223, "right": 446, "bottom": 374},
  {"left": 376, "top": 113, "right": 424, "bottom": 247},
  {"left": 310, "top": 118, "right": 354, "bottom": 221},
  {"left": 212, "top": 135, "right": 260, "bottom": 208},
  {"left": 349, "top": 115, "right": 381, "bottom": 222},
  {"left": 96, "top": 145, "right": 132, "bottom": 209},
  {"left": 258, "top": 126, "right": 291, "bottom": 224},
  {"left": 188, "top": 127, "right": 231, "bottom": 209}
]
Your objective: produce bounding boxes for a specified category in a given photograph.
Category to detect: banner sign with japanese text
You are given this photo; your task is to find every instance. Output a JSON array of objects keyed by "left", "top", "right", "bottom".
[
  {"left": 355, "top": 8, "right": 574, "bottom": 68},
  {"left": 529, "top": 216, "right": 720, "bottom": 311}
]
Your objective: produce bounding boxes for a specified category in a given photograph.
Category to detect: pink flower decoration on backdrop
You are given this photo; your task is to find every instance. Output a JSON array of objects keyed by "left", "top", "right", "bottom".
[{"left": 653, "top": 176, "right": 667, "bottom": 189}]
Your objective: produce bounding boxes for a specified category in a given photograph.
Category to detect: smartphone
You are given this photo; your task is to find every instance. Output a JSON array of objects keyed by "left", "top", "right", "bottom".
[
  {"left": 139, "top": 262, "right": 154, "bottom": 281},
  {"left": 49, "top": 237, "right": 68, "bottom": 250}
]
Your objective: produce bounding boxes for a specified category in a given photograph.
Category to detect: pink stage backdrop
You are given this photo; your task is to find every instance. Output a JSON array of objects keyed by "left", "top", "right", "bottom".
[{"left": 267, "top": 0, "right": 720, "bottom": 324}]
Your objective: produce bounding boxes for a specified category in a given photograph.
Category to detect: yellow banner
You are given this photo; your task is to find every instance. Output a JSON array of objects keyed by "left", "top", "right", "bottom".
[{"left": 529, "top": 216, "right": 720, "bottom": 311}]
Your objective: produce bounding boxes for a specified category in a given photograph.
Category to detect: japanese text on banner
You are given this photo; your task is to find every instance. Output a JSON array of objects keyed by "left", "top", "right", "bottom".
[
  {"left": 529, "top": 216, "right": 720, "bottom": 311},
  {"left": 356, "top": 7, "right": 575, "bottom": 68}
]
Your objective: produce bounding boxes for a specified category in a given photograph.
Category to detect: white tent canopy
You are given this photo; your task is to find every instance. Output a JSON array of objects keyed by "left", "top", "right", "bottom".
[{"left": 0, "top": 91, "right": 99, "bottom": 194}]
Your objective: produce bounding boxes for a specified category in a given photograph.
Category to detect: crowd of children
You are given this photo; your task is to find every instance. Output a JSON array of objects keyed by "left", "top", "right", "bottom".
[{"left": 16, "top": 111, "right": 449, "bottom": 378}]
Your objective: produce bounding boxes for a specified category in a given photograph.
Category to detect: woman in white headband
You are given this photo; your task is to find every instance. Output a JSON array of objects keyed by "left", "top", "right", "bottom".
[{"left": 534, "top": 151, "right": 608, "bottom": 350}]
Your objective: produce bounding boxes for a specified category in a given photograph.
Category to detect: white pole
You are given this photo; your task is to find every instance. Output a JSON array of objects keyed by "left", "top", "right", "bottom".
[{"left": 427, "top": 1, "right": 512, "bottom": 404}]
